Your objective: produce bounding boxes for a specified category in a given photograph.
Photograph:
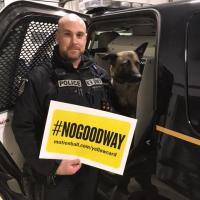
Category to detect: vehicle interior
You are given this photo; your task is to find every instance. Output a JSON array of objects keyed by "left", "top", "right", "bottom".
[
  {"left": 86, "top": 14, "right": 159, "bottom": 200},
  {"left": 87, "top": 16, "right": 156, "bottom": 73}
]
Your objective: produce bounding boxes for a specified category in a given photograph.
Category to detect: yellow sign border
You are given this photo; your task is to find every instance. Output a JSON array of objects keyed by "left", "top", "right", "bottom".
[{"left": 39, "top": 100, "right": 137, "bottom": 175}]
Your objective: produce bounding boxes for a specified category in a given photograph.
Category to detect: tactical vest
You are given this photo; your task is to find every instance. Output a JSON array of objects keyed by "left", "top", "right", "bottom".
[{"left": 52, "top": 64, "right": 110, "bottom": 110}]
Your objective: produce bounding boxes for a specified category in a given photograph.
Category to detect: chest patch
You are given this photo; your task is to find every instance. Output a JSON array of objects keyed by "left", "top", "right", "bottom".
[
  {"left": 85, "top": 78, "right": 103, "bottom": 87},
  {"left": 58, "top": 79, "right": 82, "bottom": 87}
]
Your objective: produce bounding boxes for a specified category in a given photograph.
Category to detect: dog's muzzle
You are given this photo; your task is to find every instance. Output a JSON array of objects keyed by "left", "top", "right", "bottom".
[{"left": 114, "top": 73, "right": 141, "bottom": 84}]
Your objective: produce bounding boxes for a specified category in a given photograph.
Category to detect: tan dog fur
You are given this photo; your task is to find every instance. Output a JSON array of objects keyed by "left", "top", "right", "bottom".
[{"left": 103, "top": 43, "right": 148, "bottom": 117}]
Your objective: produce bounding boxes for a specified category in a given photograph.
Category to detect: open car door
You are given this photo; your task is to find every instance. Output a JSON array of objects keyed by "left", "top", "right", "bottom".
[
  {"left": 0, "top": 1, "right": 89, "bottom": 199},
  {"left": 86, "top": 9, "right": 160, "bottom": 200}
]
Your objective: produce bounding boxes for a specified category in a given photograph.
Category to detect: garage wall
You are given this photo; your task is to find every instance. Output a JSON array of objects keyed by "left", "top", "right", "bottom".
[
  {"left": 64, "top": 0, "right": 168, "bottom": 13},
  {"left": 2, "top": 0, "right": 188, "bottom": 12},
  {"left": 4, "top": 0, "right": 59, "bottom": 7}
]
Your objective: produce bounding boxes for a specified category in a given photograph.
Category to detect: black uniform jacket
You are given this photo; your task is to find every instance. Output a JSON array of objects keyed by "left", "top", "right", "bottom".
[{"left": 12, "top": 46, "right": 111, "bottom": 178}]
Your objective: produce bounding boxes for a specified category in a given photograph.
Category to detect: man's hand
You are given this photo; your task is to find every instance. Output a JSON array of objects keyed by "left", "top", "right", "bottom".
[{"left": 56, "top": 159, "right": 81, "bottom": 175}]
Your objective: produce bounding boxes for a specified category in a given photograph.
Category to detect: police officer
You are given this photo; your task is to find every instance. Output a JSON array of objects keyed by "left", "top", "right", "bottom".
[{"left": 12, "top": 14, "right": 111, "bottom": 200}]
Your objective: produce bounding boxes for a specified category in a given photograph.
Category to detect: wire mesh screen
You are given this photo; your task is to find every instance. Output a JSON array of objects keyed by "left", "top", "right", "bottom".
[{"left": 0, "top": 17, "right": 57, "bottom": 111}]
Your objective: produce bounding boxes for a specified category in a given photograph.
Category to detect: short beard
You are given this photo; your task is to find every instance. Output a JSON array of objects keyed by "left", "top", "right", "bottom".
[{"left": 62, "top": 52, "right": 82, "bottom": 61}]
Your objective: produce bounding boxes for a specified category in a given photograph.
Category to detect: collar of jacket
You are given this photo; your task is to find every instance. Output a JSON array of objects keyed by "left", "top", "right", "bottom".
[{"left": 52, "top": 45, "right": 94, "bottom": 72}]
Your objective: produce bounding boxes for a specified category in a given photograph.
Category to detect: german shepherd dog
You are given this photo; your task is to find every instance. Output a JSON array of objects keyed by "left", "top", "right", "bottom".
[{"left": 103, "top": 42, "right": 148, "bottom": 117}]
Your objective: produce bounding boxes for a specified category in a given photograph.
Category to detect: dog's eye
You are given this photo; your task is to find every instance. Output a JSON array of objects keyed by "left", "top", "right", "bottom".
[{"left": 135, "top": 61, "right": 140, "bottom": 67}]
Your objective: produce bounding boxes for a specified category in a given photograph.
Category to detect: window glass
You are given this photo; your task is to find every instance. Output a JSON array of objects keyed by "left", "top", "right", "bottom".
[
  {"left": 87, "top": 12, "right": 157, "bottom": 122},
  {"left": 87, "top": 14, "right": 157, "bottom": 75}
]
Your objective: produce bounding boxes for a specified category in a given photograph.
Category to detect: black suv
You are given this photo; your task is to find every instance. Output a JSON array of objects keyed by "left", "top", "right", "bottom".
[{"left": 0, "top": 1, "right": 200, "bottom": 200}]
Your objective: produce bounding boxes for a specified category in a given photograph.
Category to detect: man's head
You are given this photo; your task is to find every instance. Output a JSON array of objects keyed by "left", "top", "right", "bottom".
[{"left": 56, "top": 14, "right": 87, "bottom": 67}]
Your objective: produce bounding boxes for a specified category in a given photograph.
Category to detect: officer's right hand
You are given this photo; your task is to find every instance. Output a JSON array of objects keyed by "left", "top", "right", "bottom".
[{"left": 56, "top": 159, "right": 81, "bottom": 175}]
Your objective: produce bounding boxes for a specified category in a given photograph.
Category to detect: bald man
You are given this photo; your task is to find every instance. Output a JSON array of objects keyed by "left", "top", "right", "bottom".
[{"left": 12, "top": 14, "right": 111, "bottom": 200}]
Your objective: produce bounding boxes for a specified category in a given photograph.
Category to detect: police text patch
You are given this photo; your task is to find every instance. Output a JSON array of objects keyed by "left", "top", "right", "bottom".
[{"left": 58, "top": 80, "right": 82, "bottom": 87}]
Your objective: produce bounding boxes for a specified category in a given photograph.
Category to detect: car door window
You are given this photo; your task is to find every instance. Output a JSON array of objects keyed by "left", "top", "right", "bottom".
[
  {"left": 87, "top": 13, "right": 157, "bottom": 75},
  {"left": 87, "top": 11, "right": 158, "bottom": 148},
  {"left": 0, "top": 16, "right": 58, "bottom": 112}
]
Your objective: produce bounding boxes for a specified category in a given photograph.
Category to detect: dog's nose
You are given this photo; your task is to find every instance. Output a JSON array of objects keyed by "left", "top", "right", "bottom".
[{"left": 131, "top": 73, "right": 141, "bottom": 82}]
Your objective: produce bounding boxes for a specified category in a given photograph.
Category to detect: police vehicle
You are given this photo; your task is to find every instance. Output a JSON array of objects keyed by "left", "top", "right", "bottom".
[{"left": 0, "top": 0, "right": 200, "bottom": 200}]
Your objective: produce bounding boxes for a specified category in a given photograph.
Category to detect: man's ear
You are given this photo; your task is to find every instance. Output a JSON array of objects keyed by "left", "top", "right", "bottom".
[
  {"left": 102, "top": 53, "right": 117, "bottom": 64},
  {"left": 135, "top": 42, "right": 148, "bottom": 59}
]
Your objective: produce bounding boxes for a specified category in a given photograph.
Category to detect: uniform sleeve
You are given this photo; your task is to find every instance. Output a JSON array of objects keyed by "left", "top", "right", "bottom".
[{"left": 12, "top": 69, "right": 58, "bottom": 176}]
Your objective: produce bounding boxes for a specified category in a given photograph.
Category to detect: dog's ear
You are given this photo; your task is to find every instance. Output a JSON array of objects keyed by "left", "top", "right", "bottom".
[
  {"left": 102, "top": 53, "right": 118, "bottom": 64},
  {"left": 135, "top": 42, "right": 148, "bottom": 59}
]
